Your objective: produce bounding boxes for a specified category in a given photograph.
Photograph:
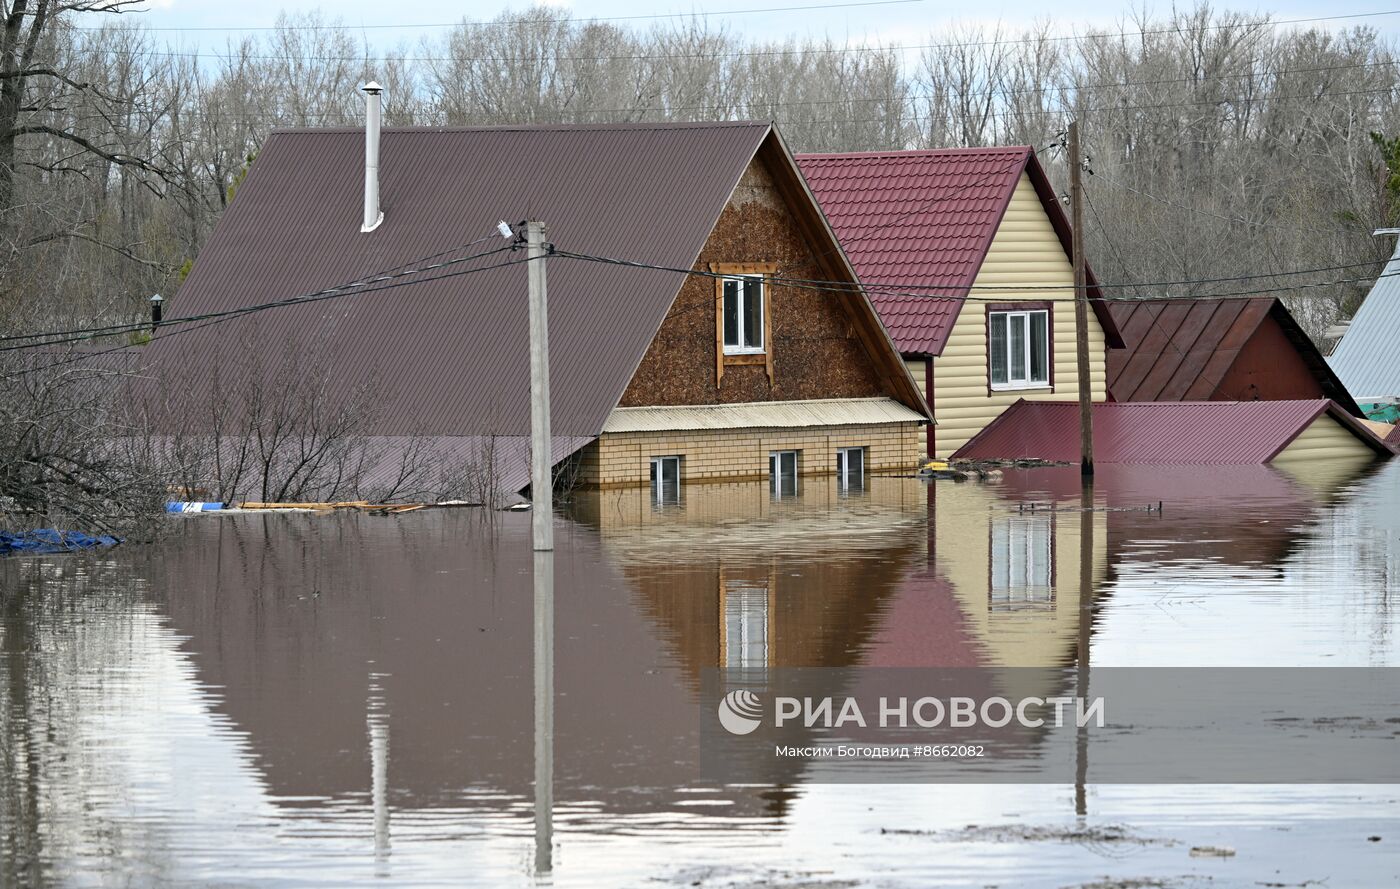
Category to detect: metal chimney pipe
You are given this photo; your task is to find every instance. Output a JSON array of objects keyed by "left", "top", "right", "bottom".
[{"left": 361, "top": 82, "right": 384, "bottom": 233}]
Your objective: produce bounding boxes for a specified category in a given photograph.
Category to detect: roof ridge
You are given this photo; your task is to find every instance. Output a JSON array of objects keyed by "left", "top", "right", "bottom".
[
  {"left": 797, "top": 146, "right": 1031, "bottom": 161},
  {"left": 270, "top": 120, "right": 772, "bottom": 136}
]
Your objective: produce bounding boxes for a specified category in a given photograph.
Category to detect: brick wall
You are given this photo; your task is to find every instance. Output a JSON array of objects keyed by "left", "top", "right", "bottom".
[{"left": 577, "top": 422, "right": 924, "bottom": 487}]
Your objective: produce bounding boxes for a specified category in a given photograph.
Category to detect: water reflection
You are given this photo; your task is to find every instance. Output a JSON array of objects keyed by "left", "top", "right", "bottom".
[{"left": 1, "top": 462, "right": 1397, "bottom": 886}]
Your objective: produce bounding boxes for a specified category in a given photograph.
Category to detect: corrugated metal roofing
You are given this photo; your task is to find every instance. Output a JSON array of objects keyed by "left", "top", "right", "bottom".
[
  {"left": 796, "top": 147, "right": 1120, "bottom": 356},
  {"left": 144, "top": 121, "right": 783, "bottom": 490},
  {"left": 152, "top": 121, "right": 770, "bottom": 435},
  {"left": 1329, "top": 244, "right": 1400, "bottom": 401},
  {"left": 601, "top": 397, "right": 926, "bottom": 433},
  {"left": 950, "top": 399, "right": 1396, "bottom": 464},
  {"left": 1106, "top": 297, "right": 1361, "bottom": 414}
]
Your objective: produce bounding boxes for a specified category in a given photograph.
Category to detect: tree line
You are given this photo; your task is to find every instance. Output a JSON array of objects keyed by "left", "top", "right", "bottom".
[{"left": 2, "top": 0, "right": 1399, "bottom": 527}]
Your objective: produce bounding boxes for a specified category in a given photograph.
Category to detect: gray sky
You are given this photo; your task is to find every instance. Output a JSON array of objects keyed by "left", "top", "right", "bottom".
[{"left": 117, "top": 0, "right": 1400, "bottom": 54}]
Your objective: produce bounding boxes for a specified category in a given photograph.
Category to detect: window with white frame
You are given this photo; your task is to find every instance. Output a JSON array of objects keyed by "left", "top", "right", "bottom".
[
  {"left": 769, "top": 449, "right": 799, "bottom": 499},
  {"left": 989, "top": 309, "right": 1050, "bottom": 389},
  {"left": 649, "top": 455, "right": 682, "bottom": 505},
  {"left": 722, "top": 275, "right": 764, "bottom": 354},
  {"left": 836, "top": 447, "right": 866, "bottom": 492},
  {"left": 723, "top": 576, "right": 769, "bottom": 671},
  {"left": 990, "top": 516, "right": 1054, "bottom": 611}
]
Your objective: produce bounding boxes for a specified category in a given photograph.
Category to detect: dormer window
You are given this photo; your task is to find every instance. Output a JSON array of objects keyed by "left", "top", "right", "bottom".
[
  {"left": 712, "top": 262, "right": 777, "bottom": 387},
  {"left": 722, "top": 275, "right": 764, "bottom": 354}
]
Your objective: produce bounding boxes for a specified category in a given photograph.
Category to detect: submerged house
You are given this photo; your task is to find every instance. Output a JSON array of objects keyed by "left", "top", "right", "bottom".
[
  {"left": 150, "top": 107, "right": 929, "bottom": 500},
  {"left": 951, "top": 399, "right": 1396, "bottom": 470},
  {"left": 1107, "top": 296, "right": 1361, "bottom": 415},
  {"left": 798, "top": 147, "right": 1124, "bottom": 458},
  {"left": 1329, "top": 232, "right": 1400, "bottom": 422}
]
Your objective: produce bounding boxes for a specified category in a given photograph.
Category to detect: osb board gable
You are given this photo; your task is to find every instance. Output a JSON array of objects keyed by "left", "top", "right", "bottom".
[{"left": 618, "top": 152, "right": 887, "bottom": 407}]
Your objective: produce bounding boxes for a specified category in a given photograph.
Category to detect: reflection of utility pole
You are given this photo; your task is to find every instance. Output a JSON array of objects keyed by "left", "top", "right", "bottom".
[
  {"left": 1074, "top": 482, "right": 1096, "bottom": 816},
  {"left": 528, "top": 220, "right": 554, "bottom": 552},
  {"left": 533, "top": 550, "right": 555, "bottom": 874},
  {"left": 367, "top": 674, "right": 391, "bottom": 862},
  {"left": 1068, "top": 121, "right": 1094, "bottom": 478}
]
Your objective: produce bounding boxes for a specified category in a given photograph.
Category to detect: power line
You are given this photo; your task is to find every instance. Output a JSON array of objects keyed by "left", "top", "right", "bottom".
[
  {"left": 552, "top": 247, "right": 1391, "bottom": 301},
  {"left": 8, "top": 232, "right": 1392, "bottom": 366},
  {"left": 71, "top": 7, "right": 1400, "bottom": 43},
  {"left": 76, "top": 0, "right": 925, "bottom": 32},
  {"left": 1088, "top": 171, "right": 1353, "bottom": 239},
  {"left": 0, "top": 239, "right": 523, "bottom": 352},
  {"left": 143, "top": 82, "right": 1400, "bottom": 134}
]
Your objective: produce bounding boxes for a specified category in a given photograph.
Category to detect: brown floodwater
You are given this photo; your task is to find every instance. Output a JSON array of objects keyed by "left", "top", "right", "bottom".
[{"left": 2, "top": 462, "right": 1399, "bottom": 887}]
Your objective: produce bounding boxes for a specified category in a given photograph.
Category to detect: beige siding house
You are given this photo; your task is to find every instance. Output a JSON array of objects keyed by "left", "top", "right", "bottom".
[{"left": 799, "top": 148, "right": 1124, "bottom": 458}]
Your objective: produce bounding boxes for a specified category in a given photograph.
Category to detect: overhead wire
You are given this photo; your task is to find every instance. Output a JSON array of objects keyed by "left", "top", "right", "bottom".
[
  {"left": 74, "top": 0, "right": 926, "bottom": 32},
  {"left": 0, "top": 237, "right": 517, "bottom": 349}
]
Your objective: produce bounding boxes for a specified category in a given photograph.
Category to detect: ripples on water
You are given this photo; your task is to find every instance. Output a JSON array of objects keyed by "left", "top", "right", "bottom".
[{"left": 2, "top": 463, "right": 1398, "bottom": 887}]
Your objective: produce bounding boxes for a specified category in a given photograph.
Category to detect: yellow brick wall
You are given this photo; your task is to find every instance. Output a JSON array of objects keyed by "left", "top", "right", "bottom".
[
  {"left": 931, "top": 172, "right": 1108, "bottom": 458},
  {"left": 577, "top": 422, "right": 924, "bottom": 488}
]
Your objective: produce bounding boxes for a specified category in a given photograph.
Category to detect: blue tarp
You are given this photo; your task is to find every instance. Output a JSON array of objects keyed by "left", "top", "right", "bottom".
[
  {"left": 165, "top": 502, "right": 225, "bottom": 513},
  {"left": 0, "top": 529, "right": 123, "bottom": 556}
]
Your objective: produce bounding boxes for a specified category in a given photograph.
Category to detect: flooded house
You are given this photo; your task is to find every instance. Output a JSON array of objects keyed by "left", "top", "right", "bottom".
[
  {"left": 149, "top": 98, "right": 929, "bottom": 502},
  {"left": 951, "top": 398, "right": 1396, "bottom": 472},
  {"left": 1329, "top": 230, "right": 1400, "bottom": 424},
  {"left": 1107, "top": 296, "right": 1362, "bottom": 415},
  {"left": 797, "top": 147, "right": 1125, "bottom": 458}
]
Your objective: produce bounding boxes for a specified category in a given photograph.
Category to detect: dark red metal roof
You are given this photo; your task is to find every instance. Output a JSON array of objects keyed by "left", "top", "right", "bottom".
[
  {"left": 951, "top": 399, "right": 1397, "bottom": 463},
  {"left": 145, "top": 122, "right": 775, "bottom": 491},
  {"left": 797, "top": 147, "right": 1121, "bottom": 356},
  {"left": 1106, "top": 297, "right": 1362, "bottom": 415}
]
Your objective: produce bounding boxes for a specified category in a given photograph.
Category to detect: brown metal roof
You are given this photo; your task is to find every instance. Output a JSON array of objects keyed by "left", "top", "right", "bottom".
[
  {"left": 1106, "top": 297, "right": 1361, "bottom": 414},
  {"left": 144, "top": 121, "right": 927, "bottom": 495},
  {"left": 153, "top": 121, "right": 775, "bottom": 438},
  {"left": 145, "top": 122, "right": 778, "bottom": 489},
  {"left": 950, "top": 399, "right": 1397, "bottom": 463}
]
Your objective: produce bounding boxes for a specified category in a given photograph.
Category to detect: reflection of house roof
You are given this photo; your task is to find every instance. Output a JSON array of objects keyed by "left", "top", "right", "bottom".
[
  {"left": 1329, "top": 245, "right": 1400, "bottom": 401},
  {"left": 952, "top": 399, "right": 1396, "bottom": 463},
  {"left": 797, "top": 147, "right": 1122, "bottom": 356},
  {"left": 1107, "top": 297, "right": 1361, "bottom": 415},
  {"left": 863, "top": 568, "right": 982, "bottom": 667},
  {"left": 992, "top": 464, "right": 1322, "bottom": 568}
]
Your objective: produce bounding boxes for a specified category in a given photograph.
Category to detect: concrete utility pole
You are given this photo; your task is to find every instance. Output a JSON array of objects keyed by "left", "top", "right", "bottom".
[
  {"left": 527, "top": 220, "right": 554, "bottom": 551},
  {"left": 1068, "top": 121, "right": 1095, "bottom": 478}
]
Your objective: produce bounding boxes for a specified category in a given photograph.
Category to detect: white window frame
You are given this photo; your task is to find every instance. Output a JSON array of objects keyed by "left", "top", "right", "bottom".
[
  {"left": 990, "top": 516, "right": 1054, "bottom": 611},
  {"left": 649, "top": 455, "right": 682, "bottom": 505},
  {"left": 723, "top": 577, "right": 769, "bottom": 671},
  {"left": 721, "top": 274, "right": 765, "bottom": 355},
  {"left": 769, "top": 449, "right": 799, "bottom": 499},
  {"left": 989, "top": 309, "right": 1051, "bottom": 391},
  {"left": 836, "top": 446, "right": 866, "bottom": 492}
]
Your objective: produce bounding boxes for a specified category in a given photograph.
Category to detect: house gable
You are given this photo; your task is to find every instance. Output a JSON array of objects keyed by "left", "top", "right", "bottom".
[
  {"left": 930, "top": 172, "right": 1109, "bottom": 457},
  {"left": 1216, "top": 313, "right": 1327, "bottom": 402},
  {"left": 618, "top": 144, "right": 912, "bottom": 409}
]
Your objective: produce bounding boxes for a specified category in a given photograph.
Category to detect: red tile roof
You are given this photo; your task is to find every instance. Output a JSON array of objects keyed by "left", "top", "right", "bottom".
[
  {"left": 950, "top": 399, "right": 1397, "bottom": 464},
  {"left": 1106, "top": 297, "right": 1362, "bottom": 415},
  {"left": 797, "top": 147, "right": 1121, "bottom": 356}
]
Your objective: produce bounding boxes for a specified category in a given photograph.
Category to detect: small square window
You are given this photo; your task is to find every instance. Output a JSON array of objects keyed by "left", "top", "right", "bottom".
[
  {"left": 990, "top": 309, "right": 1050, "bottom": 390},
  {"left": 769, "top": 449, "right": 798, "bottom": 499},
  {"left": 649, "top": 455, "right": 682, "bottom": 505},
  {"left": 722, "top": 275, "right": 764, "bottom": 354},
  {"left": 836, "top": 447, "right": 866, "bottom": 492}
]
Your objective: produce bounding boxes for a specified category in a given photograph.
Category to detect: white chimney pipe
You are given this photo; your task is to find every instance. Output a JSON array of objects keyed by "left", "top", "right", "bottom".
[{"left": 361, "top": 81, "right": 384, "bottom": 233}]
